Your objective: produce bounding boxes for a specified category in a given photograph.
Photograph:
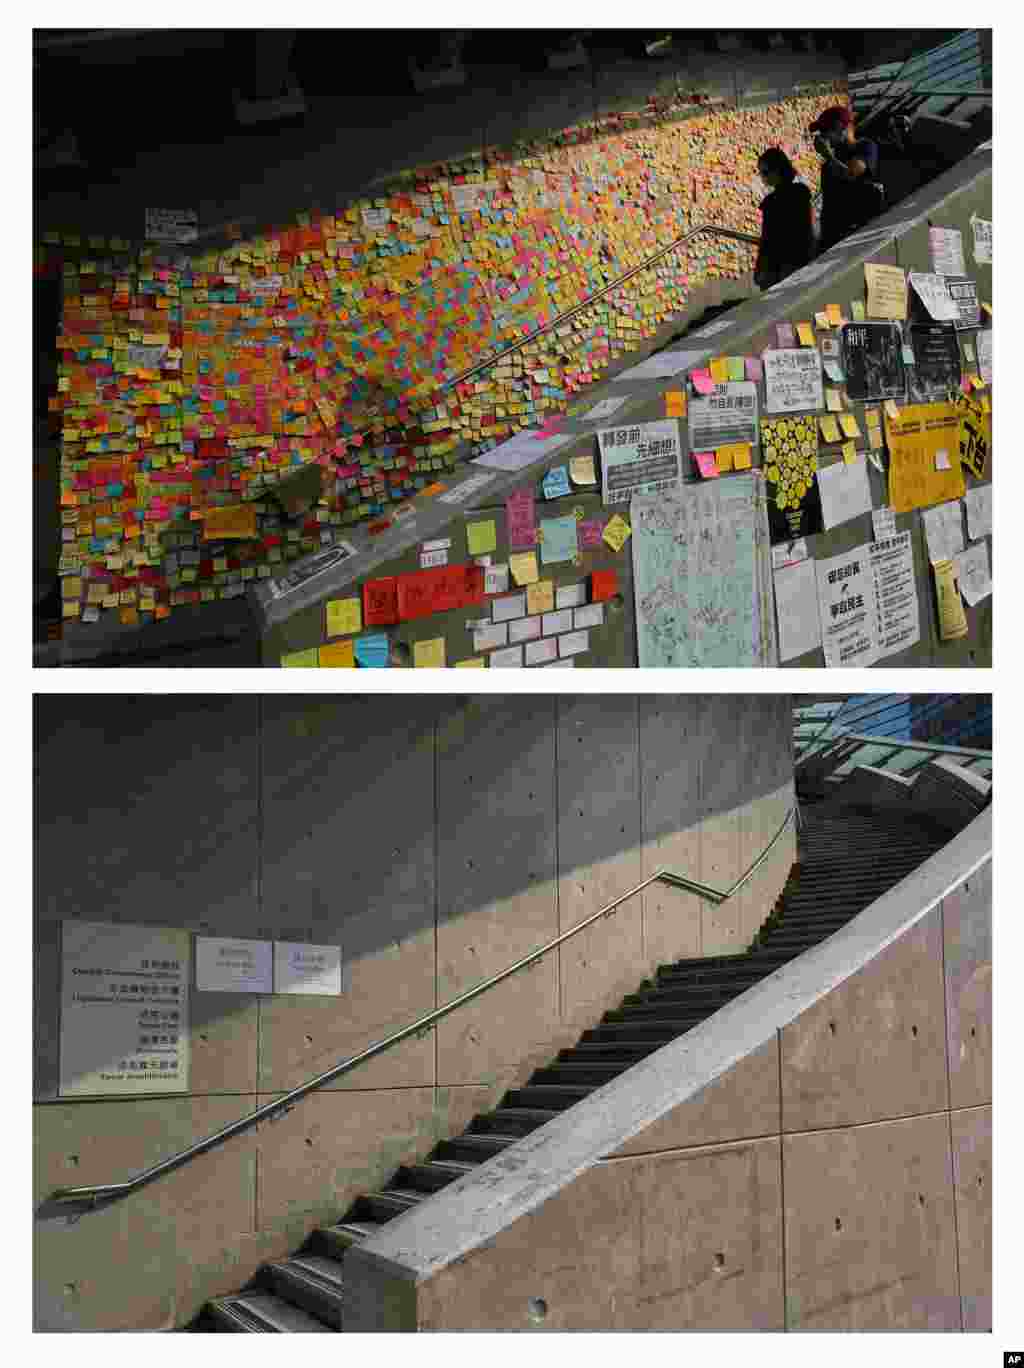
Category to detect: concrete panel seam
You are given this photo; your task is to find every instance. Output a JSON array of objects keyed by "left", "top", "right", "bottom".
[
  {"left": 596, "top": 1125, "right": 784, "bottom": 1163},
  {"left": 778, "top": 1024, "right": 788, "bottom": 1332},
  {"left": 941, "top": 890, "right": 965, "bottom": 1329},
  {"left": 783, "top": 1105, "right": 960, "bottom": 1141},
  {"left": 947, "top": 1108, "right": 965, "bottom": 1330}
]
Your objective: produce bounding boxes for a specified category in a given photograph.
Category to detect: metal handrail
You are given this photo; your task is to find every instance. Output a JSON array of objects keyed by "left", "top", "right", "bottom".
[{"left": 49, "top": 802, "right": 797, "bottom": 1215}]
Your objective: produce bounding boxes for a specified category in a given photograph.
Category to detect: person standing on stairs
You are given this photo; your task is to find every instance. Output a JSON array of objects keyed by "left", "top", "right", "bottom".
[
  {"left": 809, "top": 105, "right": 883, "bottom": 254},
  {"left": 753, "top": 147, "right": 815, "bottom": 291}
]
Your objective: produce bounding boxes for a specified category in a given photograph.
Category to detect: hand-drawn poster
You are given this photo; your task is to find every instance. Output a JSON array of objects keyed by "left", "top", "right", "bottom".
[
  {"left": 630, "top": 475, "right": 776, "bottom": 667},
  {"left": 760, "top": 414, "right": 824, "bottom": 544},
  {"left": 840, "top": 323, "right": 905, "bottom": 401},
  {"left": 907, "top": 324, "right": 962, "bottom": 403},
  {"left": 956, "top": 394, "right": 991, "bottom": 480},
  {"left": 762, "top": 349, "right": 825, "bottom": 414},
  {"left": 884, "top": 402, "right": 965, "bottom": 513}
]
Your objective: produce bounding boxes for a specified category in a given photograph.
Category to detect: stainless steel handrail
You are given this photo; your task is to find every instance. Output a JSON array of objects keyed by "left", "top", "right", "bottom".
[{"left": 50, "top": 802, "right": 796, "bottom": 1214}]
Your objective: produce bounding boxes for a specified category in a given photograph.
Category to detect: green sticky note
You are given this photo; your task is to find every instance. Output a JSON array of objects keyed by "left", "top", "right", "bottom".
[
  {"left": 466, "top": 519, "right": 497, "bottom": 556},
  {"left": 540, "top": 514, "right": 579, "bottom": 566},
  {"left": 726, "top": 356, "right": 745, "bottom": 382}
]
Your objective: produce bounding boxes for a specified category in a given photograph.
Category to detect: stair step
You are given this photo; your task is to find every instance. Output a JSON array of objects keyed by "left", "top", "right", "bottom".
[
  {"left": 668, "top": 952, "right": 751, "bottom": 972},
  {"left": 580, "top": 1020, "right": 701, "bottom": 1043},
  {"left": 470, "top": 1106, "right": 563, "bottom": 1135},
  {"left": 602, "top": 1003, "right": 715, "bottom": 1024},
  {"left": 530, "top": 1062, "right": 631, "bottom": 1087},
  {"left": 435, "top": 1132, "right": 522, "bottom": 1162},
  {"left": 359, "top": 1189, "right": 427, "bottom": 1221},
  {"left": 263, "top": 1257, "right": 345, "bottom": 1330},
  {"left": 317, "top": 1221, "right": 375, "bottom": 1259},
  {"left": 207, "top": 1293, "right": 334, "bottom": 1333},
  {"left": 503, "top": 1084, "right": 596, "bottom": 1110},
  {"left": 623, "top": 983, "right": 756, "bottom": 1007},
  {"left": 391, "top": 1160, "right": 476, "bottom": 1193},
  {"left": 560, "top": 1041, "right": 668, "bottom": 1063}
]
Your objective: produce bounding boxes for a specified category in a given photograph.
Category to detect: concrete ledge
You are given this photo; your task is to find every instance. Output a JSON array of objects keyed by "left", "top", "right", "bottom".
[{"left": 343, "top": 807, "right": 991, "bottom": 1325}]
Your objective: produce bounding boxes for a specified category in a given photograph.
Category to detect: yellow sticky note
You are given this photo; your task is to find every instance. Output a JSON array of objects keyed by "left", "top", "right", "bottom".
[
  {"left": 569, "top": 453, "right": 597, "bottom": 485},
  {"left": 819, "top": 415, "right": 841, "bottom": 443},
  {"left": 455, "top": 657, "right": 486, "bottom": 668},
  {"left": 868, "top": 422, "right": 884, "bottom": 450},
  {"left": 851, "top": 299, "right": 866, "bottom": 321},
  {"left": 318, "top": 640, "right": 355, "bottom": 667},
  {"left": 527, "top": 579, "right": 555, "bottom": 614},
  {"left": 709, "top": 357, "right": 729, "bottom": 384},
  {"left": 826, "top": 388, "right": 844, "bottom": 413},
  {"left": 732, "top": 443, "right": 752, "bottom": 470},
  {"left": 281, "top": 648, "right": 320, "bottom": 668},
  {"left": 413, "top": 637, "right": 446, "bottom": 668},
  {"left": 716, "top": 445, "right": 735, "bottom": 473},
  {"left": 884, "top": 399, "right": 901, "bottom": 421},
  {"left": 665, "top": 390, "right": 686, "bottom": 417},
  {"left": 842, "top": 441, "right": 858, "bottom": 465},
  {"left": 603, "top": 514, "right": 632, "bottom": 552},
  {"left": 796, "top": 322, "right": 815, "bottom": 346},
  {"left": 510, "top": 551, "right": 539, "bottom": 585},
  {"left": 839, "top": 413, "right": 861, "bottom": 439},
  {"left": 826, "top": 303, "right": 843, "bottom": 326},
  {"left": 467, "top": 520, "right": 497, "bottom": 556},
  {"left": 326, "top": 597, "right": 362, "bottom": 637},
  {"left": 814, "top": 311, "right": 831, "bottom": 330},
  {"left": 980, "top": 394, "right": 991, "bottom": 413}
]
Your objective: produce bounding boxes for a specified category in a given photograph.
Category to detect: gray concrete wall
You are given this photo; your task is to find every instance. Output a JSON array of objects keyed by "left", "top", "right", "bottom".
[
  {"left": 33, "top": 694, "right": 795, "bottom": 1330},
  {"left": 344, "top": 811, "right": 990, "bottom": 1331}
]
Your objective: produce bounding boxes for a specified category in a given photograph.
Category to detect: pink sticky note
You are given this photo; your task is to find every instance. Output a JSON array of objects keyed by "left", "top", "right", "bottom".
[
  {"left": 691, "top": 370, "right": 714, "bottom": 395},
  {"left": 578, "top": 517, "right": 606, "bottom": 549},
  {"left": 506, "top": 487, "right": 537, "bottom": 550},
  {"left": 694, "top": 451, "right": 719, "bottom": 479},
  {"left": 775, "top": 323, "right": 796, "bottom": 349},
  {"left": 745, "top": 357, "right": 763, "bottom": 382}
]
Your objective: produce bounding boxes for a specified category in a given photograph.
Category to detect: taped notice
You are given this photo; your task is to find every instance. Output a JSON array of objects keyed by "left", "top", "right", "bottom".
[
  {"left": 762, "top": 350, "right": 824, "bottom": 414},
  {"left": 928, "top": 226, "right": 965, "bottom": 276},
  {"left": 815, "top": 545, "right": 880, "bottom": 668},
  {"left": 864, "top": 263, "right": 907, "bottom": 320},
  {"left": 597, "top": 418, "right": 682, "bottom": 507},
  {"left": 870, "top": 530, "right": 920, "bottom": 658},
  {"left": 688, "top": 381, "right": 759, "bottom": 451},
  {"left": 909, "top": 273, "right": 960, "bottom": 323},
  {"left": 971, "top": 216, "right": 992, "bottom": 265},
  {"left": 884, "top": 403, "right": 964, "bottom": 513}
]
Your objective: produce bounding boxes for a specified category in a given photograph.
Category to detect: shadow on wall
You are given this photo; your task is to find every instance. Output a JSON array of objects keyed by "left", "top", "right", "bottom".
[{"left": 34, "top": 694, "right": 793, "bottom": 1096}]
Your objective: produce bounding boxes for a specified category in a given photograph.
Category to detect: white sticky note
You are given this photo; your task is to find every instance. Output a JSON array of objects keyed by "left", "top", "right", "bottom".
[
  {"left": 573, "top": 603, "right": 605, "bottom": 630},
  {"left": 508, "top": 615, "right": 542, "bottom": 643},
  {"left": 524, "top": 636, "right": 559, "bottom": 666},
  {"left": 492, "top": 592, "right": 528, "bottom": 623},
  {"left": 489, "top": 644, "right": 524, "bottom": 668},
  {"left": 935, "top": 448, "right": 951, "bottom": 471},
  {"left": 473, "top": 622, "right": 509, "bottom": 652},
  {"left": 555, "top": 582, "right": 587, "bottom": 609},
  {"left": 420, "top": 548, "right": 448, "bottom": 569},
  {"left": 963, "top": 485, "right": 992, "bottom": 541},
  {"left": 954, "top": 541, "right": 992, "bottom": 606},
  {"left": 558, "top": 629, "right": 590, "bottom": 657},
  {"left": 484, "top": 563, "right": 510, "bottom": 595},
  {"left": 542, "top": 608, "right": 574, "bottom": 635}
]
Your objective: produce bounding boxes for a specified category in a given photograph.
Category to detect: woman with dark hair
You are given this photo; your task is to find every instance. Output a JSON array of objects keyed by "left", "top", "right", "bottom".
[{"left": 753, "top": 147, "right": 815, "bottom": 290}]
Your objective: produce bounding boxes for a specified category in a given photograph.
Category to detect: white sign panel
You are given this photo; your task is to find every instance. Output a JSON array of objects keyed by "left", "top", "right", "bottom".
[
  {"left": 195, "top": 936, "right": 273, "bottom": 993},
  {"left": 815, "top": 544, "right": 880, "bottom": 668},
  {"left": 274, "top": 942, "right": 343, "bottom": 996},
  {"left": 762, "top": 349, "right": 825, "bottom": 414},
  {"left": 144, "top": 207, "right": 198, "bottom": 243},
  {"left": 687, "top": 381, "right": 759, "bottom": 453},
  {"left": 870, "top": 531, "right": 921, "bottom": 658},
  {"left": 598, "top": 418, "right": 682, "bottom": 506},
  {"left": 60, "top": 921, "right": 190, "bottom": 1097}
]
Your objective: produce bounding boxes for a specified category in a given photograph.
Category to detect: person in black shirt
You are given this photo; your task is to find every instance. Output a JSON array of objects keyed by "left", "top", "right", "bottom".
[
  {"left": 808, "top": 105, "right": 882, "bottom": 253},
  {"left": 753, "top": 147, "right": 815, "bottom": 290}
]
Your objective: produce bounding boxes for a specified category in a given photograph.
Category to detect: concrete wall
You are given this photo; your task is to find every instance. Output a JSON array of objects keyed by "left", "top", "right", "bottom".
[
  {"left": 33, "top": 693, "right": 795, "bottom": 1330},
  {"left": 344, "top": 812, "right": 990, "bottom": 1331}
]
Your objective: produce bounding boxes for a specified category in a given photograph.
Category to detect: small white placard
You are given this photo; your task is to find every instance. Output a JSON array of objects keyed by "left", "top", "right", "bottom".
[
  {"left": 195, "top": 936, "right": 273, "bottom": 993},
  {"left": 509, "top": 615, "right": 542, "bottom": 643},
  {"left": 492, "top": 592, "right": 527, "bottom": 623},
  {"left": 559, "top": 629, "right": 589, "bottom": 657},
  {"left": 555, "top": 582, "right": 587, "bottom": 609},
  {"left": 420, "top": 548, "right": 448, "bottom": 569},
  {"left": 573, "top": 603, "right": 604, "bottom": 630},
  {"left": 484, "top": 563, "right": 509, "bottom": 595},
  {"left": 542, "top": 608, "right": 574, "bottom": 635},
  {"left": 473, "top": 622, "right": 508, "bottom": 652},
  {"left": 274, "top": 942, "right": 342, "bottom": 996},
  {"left": 525, "top": 637, "right": 559, "bottom": 666}
]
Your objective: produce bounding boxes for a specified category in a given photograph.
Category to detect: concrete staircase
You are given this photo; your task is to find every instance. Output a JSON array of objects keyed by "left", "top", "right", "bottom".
[{"left": 198, "top": 806, "right": 949, "bottom": 1332}]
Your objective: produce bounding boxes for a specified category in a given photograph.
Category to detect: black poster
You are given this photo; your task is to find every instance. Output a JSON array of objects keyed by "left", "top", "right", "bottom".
[
  {"left": 945, "top": 275, "right": 981, "bottom": 331},
  {"left": 761, "top": 414, "right": 825, "bottom": 545},
  {"left": 840, "top": 322, "right": 906, "bottom": 401},
  {"left": 907, "top": 324, "right": 962, "bottom": 402}
]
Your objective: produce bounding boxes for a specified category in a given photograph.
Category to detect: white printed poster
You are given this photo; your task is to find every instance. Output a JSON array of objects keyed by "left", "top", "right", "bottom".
[
  {"left": 687, "top": 381, "right": 759, "bottom": 452},
  {"left": 928, "top": 226, "right": 965, "bottom": 276},
  {"left": 763, "top": 349, "right": 825, "bottom": 414},
  {"left": 908, "top": 273, "right": 960, "bottom": 323},
  {"left": 598, "top": 418, "right": 682, "bottom": 506},
  {"left": 971, "top": 216, "right": 992, "bottom": 265},
  {"left": 60, "top": 920, "right": 190, "bottom": 1097},
  {"left": 815, "top": 544, "right": 881, "bottom": 668},
  {"left": 870, "top": 531, "right": 921, "bottom": 658}
]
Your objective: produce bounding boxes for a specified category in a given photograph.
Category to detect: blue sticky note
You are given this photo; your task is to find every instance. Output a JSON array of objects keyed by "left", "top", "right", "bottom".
[
  {"left": 542, "top": 465, "right": 571, "bottom": 499},
  {"left": 540, "top": 515, "right": 579, "bottom": 566},
  {"left": 354, "top": 632, "right": 391, "bottom": 668}
]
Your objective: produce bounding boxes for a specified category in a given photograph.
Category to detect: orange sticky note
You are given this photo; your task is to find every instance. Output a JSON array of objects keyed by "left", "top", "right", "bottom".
[
  {"left": 318, "top": 640, "right": 355, "bottom": 667},
  {"left": 420, "top": 481, "right": 447, "bottom": 497},
  {"left": 716, "top": 445, "right": 735, "bottom": 473},
  {"left": 796, "top": 322, "right": 815, "bottom": 346},
  {"left": 826, "top": 303, "right": 843, "bottom": 326},
  {"left": 732, "top": 443, "right": 752, "bottom": 470},
  {"left": 665, "top": 390, "right": 686, "bottom": 417}
]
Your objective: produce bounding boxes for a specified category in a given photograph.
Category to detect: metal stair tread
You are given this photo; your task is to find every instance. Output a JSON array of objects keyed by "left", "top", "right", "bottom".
[{"left": 210, "top": 1293, "right": 335, "bottom": 1333}]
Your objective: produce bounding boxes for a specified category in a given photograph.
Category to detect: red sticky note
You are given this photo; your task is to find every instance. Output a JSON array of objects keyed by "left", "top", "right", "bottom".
[
  {"left": 363, "top": 577, "right": 399, "bottom": 626},
  {"left": 592, "top": 569, "right": 619, "bottom": 603}
]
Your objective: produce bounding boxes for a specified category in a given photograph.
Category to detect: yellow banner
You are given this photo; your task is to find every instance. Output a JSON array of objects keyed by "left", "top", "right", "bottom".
[{"left": 884, "top": 402, "right": 964, "bottom": 514}]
